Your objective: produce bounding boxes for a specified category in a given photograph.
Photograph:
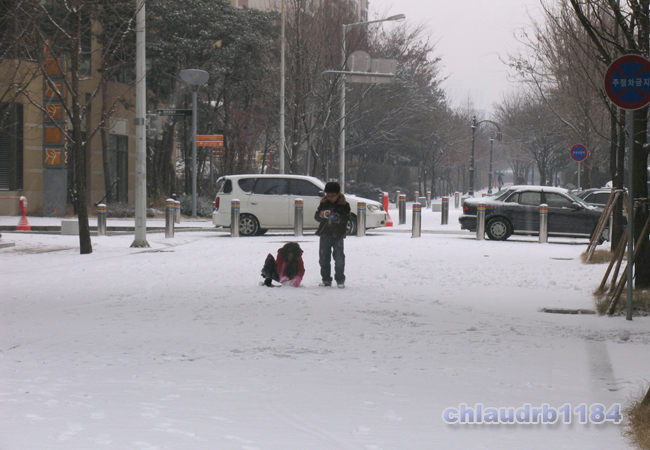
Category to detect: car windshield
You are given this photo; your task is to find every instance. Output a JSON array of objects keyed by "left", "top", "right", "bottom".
[
  {"left": 492, "top": 188, "right": 513, "bottom": 200},
  {"left": 488, "top": 189, "right": 508, "bottom": 198},
  {"left": 568, "top": 191, "right": 590, "bottom": 207}
]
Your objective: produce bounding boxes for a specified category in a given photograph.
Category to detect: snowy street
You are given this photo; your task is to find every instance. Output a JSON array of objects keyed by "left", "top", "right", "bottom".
[{"left": 1, "top": 208, "right": 649, "bottom": 449}]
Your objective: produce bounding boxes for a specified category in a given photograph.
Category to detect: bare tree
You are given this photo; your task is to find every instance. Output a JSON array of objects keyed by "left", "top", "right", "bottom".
[
  {"left": 12, "top": 0, "right": 138, "bottom": 254},
  {"left": 147, "top": 0, "right": 277, "bottom": 197},
  {"left": 566, "top": 0, "right": 650, "bottom": 287},
  {"left": 494, "top": 91, "right": 565, "bottom": 186}
]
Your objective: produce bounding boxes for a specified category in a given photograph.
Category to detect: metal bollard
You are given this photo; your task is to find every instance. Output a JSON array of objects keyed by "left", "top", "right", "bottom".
[
  {"left": 175, "top": 200, "right": 181, "bottom": 224},
  {"left": 482, "top": 192, "right": 487, "bottom": 197},
  {"left": 294, "top": 198, "right": 303, "bottom": 236},
  {"left": 357, "top": 202, "right": 366, "bottom": 237},
  {"left": 426, "top": 190, "right": 431, "bottom": 208},
  {"left": 441, "top": 197, "right": 449, "bottom": 225},
  {"left": 412, "top": 202, "right": 421, "bottom": 238},
  {"left": 395, "top": 190, "right": 401, "bottom": 206},
  {"left": 454, "top": 192, "right": 460, "bottom": 209},
  {"left": 165, "top": 198, "right": 175, "bottom": 238},
  {"left": 398, "top": 194, "right": 407, "bottom": 225},
  {"left": 97, "top": 203, "right": 107, "bottom": 236},
  {"left": 539, "top": 203, "right": 548, "bottom": 243},
  {"left": 414, "top": 190, "right": 420, "bottom": 202},
  {"left": 230, "top": 199, "right": 240, "bottom": 237},
  {"left": 476, "top": 202, "right": 486, "bottom": 240}
]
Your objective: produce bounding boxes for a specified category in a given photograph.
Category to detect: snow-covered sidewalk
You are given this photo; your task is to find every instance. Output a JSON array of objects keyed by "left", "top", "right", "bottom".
[{"left": 1, "top": 211, "right": 648, "bottom": 449}]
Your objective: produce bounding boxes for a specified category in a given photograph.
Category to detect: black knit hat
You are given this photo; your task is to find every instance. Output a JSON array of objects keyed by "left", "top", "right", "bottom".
[
  {"left": 279, "top": 242, "right": 302, "bottom": 261},
  {"left": 324, "top": 181, "right": 341, "bottom": 194}
]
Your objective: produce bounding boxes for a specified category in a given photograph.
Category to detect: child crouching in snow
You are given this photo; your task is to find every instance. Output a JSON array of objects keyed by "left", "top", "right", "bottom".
[{"left": 261, "top": 242, "right": 305, "bottom": 287}]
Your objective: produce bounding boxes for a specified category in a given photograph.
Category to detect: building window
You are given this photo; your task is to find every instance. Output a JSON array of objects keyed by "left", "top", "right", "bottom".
[
  {"left": 0, "top": 103, "right": 24, "bottom": 190},
  {"left": 109, "top": 134, "right": 128, "bottom": 202}
]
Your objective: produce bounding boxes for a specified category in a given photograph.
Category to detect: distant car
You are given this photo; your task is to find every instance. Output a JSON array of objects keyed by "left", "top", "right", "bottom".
[
  {"left": 575, "top": 188, "right": 614, "bottom": 208},
  {"left": 459, "top": 185, "right": 607, "bottom": 241},
  {"left": 212, "top": 174, "right": 387, "bottom": 236}
]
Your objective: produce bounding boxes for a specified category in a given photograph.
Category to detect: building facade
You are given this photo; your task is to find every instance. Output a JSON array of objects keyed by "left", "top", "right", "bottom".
[{"left": 0, "top": 51, "right": 136, "bottom": 217}]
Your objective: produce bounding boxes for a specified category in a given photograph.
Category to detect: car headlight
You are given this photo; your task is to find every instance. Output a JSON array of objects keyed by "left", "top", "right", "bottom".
[{"left": 367, "top": 204, "right": 379, "bottom": 212}]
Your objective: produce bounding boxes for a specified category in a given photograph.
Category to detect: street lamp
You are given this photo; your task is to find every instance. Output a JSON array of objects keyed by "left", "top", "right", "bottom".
[
  {"left": 488, "top": 136, "right": 494, "bottom": 194},
  {"left": 339, "top": 13, "right": 405, "bottom": 192},
  {"left": 131, "top": 0, "right": 149, "bottom": 247},
  {"left": 180, "top": 69, "right": 209, "bottom": 218},
  {"left": 279, "top": 0, "right": 286, "bottom": 173},
  {"left": 469, "top": 115, "right": 501, "bottom": 196}
]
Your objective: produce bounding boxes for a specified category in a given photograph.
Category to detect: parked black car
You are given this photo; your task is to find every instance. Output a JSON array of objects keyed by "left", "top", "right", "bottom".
[{"left": 459, "top": 185, "right": 607, "bottom": 241}]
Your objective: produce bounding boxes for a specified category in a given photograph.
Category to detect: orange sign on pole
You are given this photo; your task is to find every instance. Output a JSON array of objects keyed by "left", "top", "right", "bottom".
[{"left": 196, "top": 135, "right": 224, "bottom": 147}]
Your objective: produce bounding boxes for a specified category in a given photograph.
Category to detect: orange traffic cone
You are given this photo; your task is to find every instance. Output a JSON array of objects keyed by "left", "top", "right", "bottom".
[{"left": 383, "top": 192, "right": 393, "bottom": 227}]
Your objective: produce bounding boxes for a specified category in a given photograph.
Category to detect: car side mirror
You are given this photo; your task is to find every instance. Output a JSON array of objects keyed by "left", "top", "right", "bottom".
[
  {"left": 318, "top": 191, "right": 325, "bottom": 198},
  {"left": 571, "top": 202, "right": 583, "bottom": 210}
]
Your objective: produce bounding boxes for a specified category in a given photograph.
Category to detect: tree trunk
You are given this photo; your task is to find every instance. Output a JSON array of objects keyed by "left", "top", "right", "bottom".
[
  {"left": 611, "top": 109, "right": 624, "bottom": 249},
  {"left": 70, "top": 7, "right": 92, "bottom": 254}
]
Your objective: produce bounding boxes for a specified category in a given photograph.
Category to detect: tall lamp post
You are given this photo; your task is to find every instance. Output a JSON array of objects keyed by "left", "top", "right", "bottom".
[
  {"left": 339, "top": 13, "right": 405, "bottom": 193},
  {"left": 131, "top": 0, "right": 148, "bottom": 247},
  {"left": 469, "top": 116, "right": 502, "bottom": 197},
  {"left": 279, "top": 0, "right": 286, "bottom": 173},
  {"left": 488, "top": 136, "right": 494, "bottom": 194},
  {"left": 180, "top": 69, "right": 209, "bottom": 218}
]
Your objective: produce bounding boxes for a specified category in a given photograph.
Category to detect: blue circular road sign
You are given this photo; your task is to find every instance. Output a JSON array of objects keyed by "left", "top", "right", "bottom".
[
  {"left": 571, "top": 144, "right": 588, "bottom": 162},
  {"left": 605, "top": 54, "right": 650, "bottom": 110}
]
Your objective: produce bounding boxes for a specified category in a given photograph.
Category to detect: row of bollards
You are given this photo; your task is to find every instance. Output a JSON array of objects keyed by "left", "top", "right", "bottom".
[
  {"left": 98, "top": 199, "right": 181, "bottom": 238},
  {"left": 393, "top": 190, "right": 462, "bottom": 209},
  {"left": 221, "top": 195, "right": 553, "bottom": 242},
  {"left": 225, "top": 198, "right": 371, "bottom": 238},
  {"left": 474, "top": 202, "right": 550, "bottom": 243}
]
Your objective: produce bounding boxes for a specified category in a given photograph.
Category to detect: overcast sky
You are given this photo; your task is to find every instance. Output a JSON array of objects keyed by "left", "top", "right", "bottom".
[{"left": 368, "top": 0, "right": 545, "bottom": 116}]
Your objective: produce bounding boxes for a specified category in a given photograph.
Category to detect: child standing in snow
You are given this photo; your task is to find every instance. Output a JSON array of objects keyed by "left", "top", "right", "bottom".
[
  {"left": 314, "top": 181, "right": 350, "bottom": 288},
  {"left": 261, "top": 242, "right": 305, "bottom": 287}
]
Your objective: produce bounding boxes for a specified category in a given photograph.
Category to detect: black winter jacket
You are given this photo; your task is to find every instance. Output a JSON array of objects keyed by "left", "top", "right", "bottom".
[{"left": 314, "top": 194, "right": 351, "bottom": 239}]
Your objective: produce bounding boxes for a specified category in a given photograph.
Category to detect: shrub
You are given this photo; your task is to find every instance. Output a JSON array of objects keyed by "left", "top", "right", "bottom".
[
  {"left": 346, "top": 182, "right": 384, "bottom": 202},
  {"left": 623, "top": 387, "right": 650, "bottom": 450},
  {"left": 105, "top": 203, "right": 155, "bottom": 218},
  {"left": 178, "top": 195, "right": 213, "bottom": 218}
]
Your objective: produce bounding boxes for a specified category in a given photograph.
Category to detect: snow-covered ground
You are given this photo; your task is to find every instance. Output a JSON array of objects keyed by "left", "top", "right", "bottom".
[{"left": 1, "top": 203, "right": 649, "bottom": 450}]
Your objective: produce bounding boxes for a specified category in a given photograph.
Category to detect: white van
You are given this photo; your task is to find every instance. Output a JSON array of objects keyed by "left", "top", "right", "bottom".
[{"left": 212, "top": 174, "right": 387, "bottom": 236}]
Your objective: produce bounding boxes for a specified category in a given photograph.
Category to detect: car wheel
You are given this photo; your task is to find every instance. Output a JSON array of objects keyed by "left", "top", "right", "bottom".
[
  {"left": 239, "top": 214, "right": 260, "bottom": 236},
  {"left": 346, "top": 214, "right": 357, "bottom": 235},
  {"left": 486, "top": 217, "right": 512, "bottom": 240}
]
